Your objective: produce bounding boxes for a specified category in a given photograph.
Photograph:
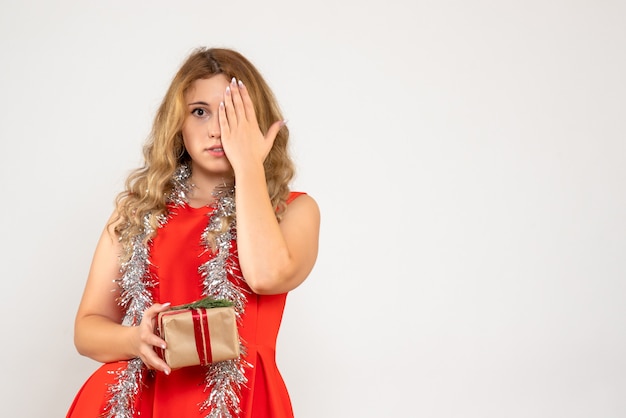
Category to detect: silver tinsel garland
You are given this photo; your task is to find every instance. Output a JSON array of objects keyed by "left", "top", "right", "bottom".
[
  {"left": 199, "top": 185, "right": 248, "bottom": 418},
  {"left": 103, "top": 165, "right": 248, "bottom": 418},
  {"left": 103, "top": 358, "right": 145, "bottom": 418},
  {"left": 103, "top": 216, "right": 157, "bottom": 418}
]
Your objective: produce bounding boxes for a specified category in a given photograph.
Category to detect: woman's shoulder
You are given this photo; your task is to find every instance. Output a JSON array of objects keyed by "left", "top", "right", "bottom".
[
  {"left": 287, "top": 191, "right": 307, "bottom": 204},
  {"left": 287, "top": 191, "right": 319, "bottom": 209},
  {"left": 284, "top": 191, "right": 319, "bottom": 222}
]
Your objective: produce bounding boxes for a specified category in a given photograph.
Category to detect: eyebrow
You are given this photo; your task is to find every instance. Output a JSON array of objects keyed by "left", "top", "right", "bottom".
[{"left": 188, "top": 101, "right": 210, "bottom": 106}]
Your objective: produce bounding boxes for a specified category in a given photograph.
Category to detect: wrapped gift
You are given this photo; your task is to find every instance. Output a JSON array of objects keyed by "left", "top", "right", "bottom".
[{"left": 156, "top": 299, "right": 239, "bottom": 369}]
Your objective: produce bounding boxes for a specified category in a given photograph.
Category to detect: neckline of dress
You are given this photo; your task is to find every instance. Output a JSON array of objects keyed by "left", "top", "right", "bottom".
[{"left": 182, "top": 201, "right": 216, "bottom": 211}]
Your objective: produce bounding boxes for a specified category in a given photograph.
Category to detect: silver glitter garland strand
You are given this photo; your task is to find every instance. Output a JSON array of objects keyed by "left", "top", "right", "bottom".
[
  {"left": 103, "top": 165, "right": 191, "bottom": 418},
  {"left": 103, "top": 215, "right": 156, "bottom": 417},
  {"left": 198, "top": 186, "right": 249, "bottom": 418},
  {"left": 200, "top": 186, "right": 247, "bottom": 317},
  {"left": 168, "top": 164, "right": 193, "bottom": 207},
  {"left": 103, "top": 358, "right": 145, "bottom": 418},
  {"left": 119, "top": 216, "right": 156, "bottom": 326}
]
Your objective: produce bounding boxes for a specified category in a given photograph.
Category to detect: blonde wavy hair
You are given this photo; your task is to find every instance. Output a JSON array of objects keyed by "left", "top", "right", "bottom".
[{"left": 113, "top": 47, "right": 295, "bottom": 261}]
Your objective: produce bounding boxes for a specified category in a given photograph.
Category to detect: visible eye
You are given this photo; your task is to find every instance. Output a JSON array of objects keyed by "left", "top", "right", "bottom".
[{"left": 191, "top": 108, "right": 209, "bottom": 118}]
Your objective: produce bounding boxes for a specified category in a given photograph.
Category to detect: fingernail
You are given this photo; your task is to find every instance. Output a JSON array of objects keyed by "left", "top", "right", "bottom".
[
  {"left": 231, "top": 77, "right": 237, "bottom": 86},
  {"left": 164, "top": 369, "right": 170, "bottom": 376},
  {"left": 162, "top": 302, "right": 171, "bottom": 308},
  {"left": 238, "top": 79, "right": 244, "bottom": 88},
  {"left": 280, "top": 119, "right": 288, "bottom": 127},
  {"left": 225, "top": 86, "right": 231, "bottom": 95},
  {"left": 161, "top": 343, "right": 166, "bottom": 349},
  {"left": 220, "top": 101, "right": 225, "bottom": 109}
]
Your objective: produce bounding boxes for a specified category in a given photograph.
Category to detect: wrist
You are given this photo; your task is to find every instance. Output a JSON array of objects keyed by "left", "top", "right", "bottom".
[
  {"left": 233, "top": 161, "right": 266, "bottom": 185},
  {"left": 125, "top": 324, "right": 143, "bottom": 359}
]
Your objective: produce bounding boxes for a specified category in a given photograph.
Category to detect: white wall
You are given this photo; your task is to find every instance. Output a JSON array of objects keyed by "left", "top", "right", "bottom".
[{"left": 1, "top": 1, "right": 625, "bottom": 417}]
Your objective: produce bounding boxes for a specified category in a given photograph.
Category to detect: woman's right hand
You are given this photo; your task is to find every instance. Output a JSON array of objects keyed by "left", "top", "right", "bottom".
[{"left": 131, "top": 302, "right": 172, "bottom": 375}]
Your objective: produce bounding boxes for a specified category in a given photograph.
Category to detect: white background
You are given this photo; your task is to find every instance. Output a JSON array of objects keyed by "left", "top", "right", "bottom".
[{"left": 1, "top": 1, "right": 625, "bottom": 417}]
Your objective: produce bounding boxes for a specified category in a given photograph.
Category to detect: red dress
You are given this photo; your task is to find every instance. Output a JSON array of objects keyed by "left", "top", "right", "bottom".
[{"left": 67, "top": 192, "right": 305, "bottom": 418}]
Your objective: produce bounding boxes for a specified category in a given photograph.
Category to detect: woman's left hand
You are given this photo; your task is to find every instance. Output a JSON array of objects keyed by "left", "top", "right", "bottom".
[{"left": 218, "top": 77, "right": 284, "bottom": 172}]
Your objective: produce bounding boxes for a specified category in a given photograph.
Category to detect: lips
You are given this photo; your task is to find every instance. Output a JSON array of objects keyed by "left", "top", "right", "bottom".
[{"left": 206, "top": 145, "right": 225, "bottom": 157}]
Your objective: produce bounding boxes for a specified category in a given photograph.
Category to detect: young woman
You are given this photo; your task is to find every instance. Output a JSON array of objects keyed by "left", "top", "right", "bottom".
[{"left": 67, "top": 47, "right": 320, "bottom": 418}]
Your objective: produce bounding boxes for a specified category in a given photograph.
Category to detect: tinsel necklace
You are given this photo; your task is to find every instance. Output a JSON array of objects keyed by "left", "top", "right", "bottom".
[{"left": 104, "top": 164, "right": 248, "bottom": 418}]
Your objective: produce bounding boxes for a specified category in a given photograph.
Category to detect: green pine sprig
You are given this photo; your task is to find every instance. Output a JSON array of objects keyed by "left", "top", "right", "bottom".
[{"left": 170, "top": 297, "right": 234, "bottom": 311}]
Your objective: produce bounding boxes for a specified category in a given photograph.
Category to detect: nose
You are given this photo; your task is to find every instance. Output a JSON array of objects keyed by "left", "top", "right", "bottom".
[{"left": 208, "top": 117, "right": 221, "bottom": 139}]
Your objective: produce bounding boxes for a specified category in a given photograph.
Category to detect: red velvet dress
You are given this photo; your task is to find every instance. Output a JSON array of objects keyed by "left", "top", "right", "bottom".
[{"left": 67, "top": 192, "right": 304, "bottom": 418}]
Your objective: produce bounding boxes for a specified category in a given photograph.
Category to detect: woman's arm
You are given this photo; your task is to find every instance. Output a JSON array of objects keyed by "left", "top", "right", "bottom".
[
  {"left": 235, "top": 166, "right": 320, "bottom": 295},
  {"left": 73, "top": 212, "right": 172, "bottom": 374},
  {"left": 219, "top": 77, "right": 321, "bottom": 295}
]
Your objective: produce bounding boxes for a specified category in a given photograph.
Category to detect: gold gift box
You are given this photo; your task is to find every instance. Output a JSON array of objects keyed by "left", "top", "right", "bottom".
[{"left": 157, "top": 306, "right": 239, "bottom": 369}]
